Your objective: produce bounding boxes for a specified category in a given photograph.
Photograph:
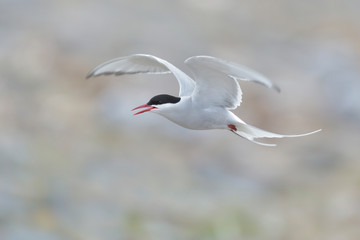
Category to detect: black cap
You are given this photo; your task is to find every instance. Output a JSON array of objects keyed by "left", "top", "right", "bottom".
[{"left": 147, "top": 94, "right": 181, "bottom": 105}]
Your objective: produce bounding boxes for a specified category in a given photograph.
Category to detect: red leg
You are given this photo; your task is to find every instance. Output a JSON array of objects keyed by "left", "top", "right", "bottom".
[{"left": 228, "top": 124, "right": 237, "bottom": 131}]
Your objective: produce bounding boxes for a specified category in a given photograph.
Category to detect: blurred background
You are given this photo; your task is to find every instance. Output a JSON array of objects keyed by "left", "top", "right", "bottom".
[{"left": 1, "top": 0, "right": 360, "bottom": 239}]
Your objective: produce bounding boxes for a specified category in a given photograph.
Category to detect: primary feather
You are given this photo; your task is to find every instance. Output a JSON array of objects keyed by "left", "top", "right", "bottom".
[
  {"left": 185, "top": 56, "right": 280, "bottom": 109},
  {"left": 87, "top": 54, "right": 195, "bottom": 97}
]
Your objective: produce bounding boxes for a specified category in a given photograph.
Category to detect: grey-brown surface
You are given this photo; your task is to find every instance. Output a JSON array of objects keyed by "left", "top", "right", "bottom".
[{"left": 1, "top": 0, "right": 359, "bottom": 240}]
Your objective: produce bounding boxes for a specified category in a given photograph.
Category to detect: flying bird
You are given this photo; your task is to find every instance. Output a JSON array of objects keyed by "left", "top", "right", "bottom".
[{"left": 87, "top": 54, "right": 320, "bottom": 146}]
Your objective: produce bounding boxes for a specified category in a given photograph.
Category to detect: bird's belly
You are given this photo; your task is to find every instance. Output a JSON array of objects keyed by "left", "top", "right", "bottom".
[{"left": 159, "top": 108, "right": 230, "bottom": 130}]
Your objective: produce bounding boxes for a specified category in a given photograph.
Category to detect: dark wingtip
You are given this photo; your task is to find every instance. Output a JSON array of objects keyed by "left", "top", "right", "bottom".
[
  {"left": 85, "top": 71, "right": 94, "bottom": 79},
  {"left": 272, "top": 84, "right": 281, "bottom": 93}
]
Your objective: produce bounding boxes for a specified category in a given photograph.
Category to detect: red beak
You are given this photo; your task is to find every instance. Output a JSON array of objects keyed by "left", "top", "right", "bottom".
[{"left": 132, "top": 104, "right": 157, "bottom": 115}]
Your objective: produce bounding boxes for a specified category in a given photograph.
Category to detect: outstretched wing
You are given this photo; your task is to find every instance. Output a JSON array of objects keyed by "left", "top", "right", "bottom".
[
  {"left": 185, "top": 56, "right": 280, "bottom": 109},
  {"left": 87, "top": 54, "right": 195, "bottom": 97}
]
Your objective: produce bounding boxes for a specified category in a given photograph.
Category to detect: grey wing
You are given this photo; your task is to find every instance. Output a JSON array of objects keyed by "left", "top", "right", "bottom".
[
  {"left": 87, "top": 54, "right": 195, "bottom": 97},
  {"left": 185, "top": 56, "right": 280, "bottom": 109}
]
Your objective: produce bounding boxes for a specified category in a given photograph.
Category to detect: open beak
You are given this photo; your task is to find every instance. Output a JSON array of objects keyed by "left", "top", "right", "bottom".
[{"left": 132, "top": 104, "right": 157, "bottom": 115}]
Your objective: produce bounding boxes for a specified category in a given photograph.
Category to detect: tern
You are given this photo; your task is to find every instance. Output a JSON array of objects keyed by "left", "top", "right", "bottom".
[{"left": 87, "top": 54, "right": 320, "bottom": 146}]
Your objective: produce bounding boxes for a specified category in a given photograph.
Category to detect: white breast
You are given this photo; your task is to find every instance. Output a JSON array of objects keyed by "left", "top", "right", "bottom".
[{"left": 154, "top": 97, "right": 238, "bottom": 130}]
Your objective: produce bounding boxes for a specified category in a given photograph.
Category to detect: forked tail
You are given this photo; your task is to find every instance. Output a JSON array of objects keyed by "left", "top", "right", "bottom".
[{"left": 230, "top": 122, "right": 321, "bottom": 146}]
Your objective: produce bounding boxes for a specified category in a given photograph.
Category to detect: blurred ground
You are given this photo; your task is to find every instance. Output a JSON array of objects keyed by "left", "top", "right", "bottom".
[{"left": 1, "top": 0, "right": 360, "bottom": 240}]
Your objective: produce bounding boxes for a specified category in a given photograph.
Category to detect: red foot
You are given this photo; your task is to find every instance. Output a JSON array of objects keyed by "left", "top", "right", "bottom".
[{"left": 228, "top": 124, "right": 237, "bottom": 131}]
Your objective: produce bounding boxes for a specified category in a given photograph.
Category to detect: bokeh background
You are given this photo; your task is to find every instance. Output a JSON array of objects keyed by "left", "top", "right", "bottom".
[{"left": 1, "top": 0, "right": 360, "bottom": 239}]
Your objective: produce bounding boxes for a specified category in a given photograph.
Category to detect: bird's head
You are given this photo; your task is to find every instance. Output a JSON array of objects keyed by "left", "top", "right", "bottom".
[{"left": 132, "top": 94, "right": 181, "bottom": 115}]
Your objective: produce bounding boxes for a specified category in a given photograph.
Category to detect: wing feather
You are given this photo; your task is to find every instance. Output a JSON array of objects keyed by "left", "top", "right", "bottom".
[
  {"left": 87, "top": 54, "right": 195, "bottom": 97},
  {"left": 185, "top": 56, "right": 280, "bottom": 109}
]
